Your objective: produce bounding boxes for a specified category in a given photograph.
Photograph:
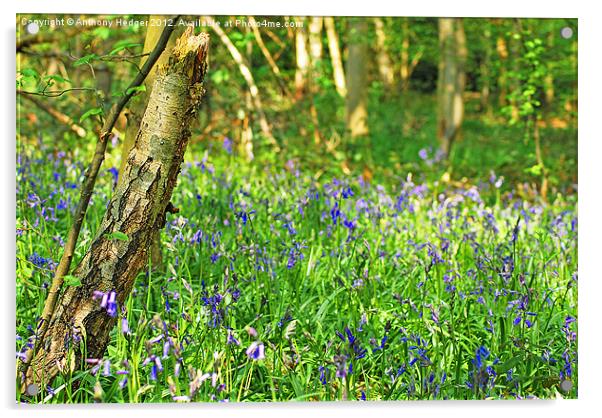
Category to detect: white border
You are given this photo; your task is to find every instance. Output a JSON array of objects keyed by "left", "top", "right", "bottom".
[{"left": 4, "top": 1, "right": 601, "bottom": 418}]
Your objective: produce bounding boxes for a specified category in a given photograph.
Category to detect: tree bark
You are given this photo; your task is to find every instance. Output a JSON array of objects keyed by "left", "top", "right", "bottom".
[
  {"left": 324, "top": 17, "right": 346, "bottom": 98},
  {"left": 374, "top": 18, "right": 394, "bottom": 89},
  {"left": 119, "top": 17, "right": 185, "bottom": 270},
  {"left": 437, "top": 18, "right": 466, "bottom": 157},
  {"left": 23, "top": 27, "right": 210, "bottom": 391},
  {"left": 294, "top": 18, "right": 309, "bottom": 100},
  {"left": 346, "top": 18, "right": 370, "bottom": 139}
]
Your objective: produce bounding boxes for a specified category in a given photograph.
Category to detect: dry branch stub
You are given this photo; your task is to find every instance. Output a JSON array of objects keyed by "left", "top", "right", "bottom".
[{"left": 22, "top": 27, "right": 209, "bottom": 393}]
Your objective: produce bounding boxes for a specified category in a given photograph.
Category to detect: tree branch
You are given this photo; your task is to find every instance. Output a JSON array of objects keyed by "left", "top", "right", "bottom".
[{"left": 18, "top": 91, "right": 87, "bottom": 137}]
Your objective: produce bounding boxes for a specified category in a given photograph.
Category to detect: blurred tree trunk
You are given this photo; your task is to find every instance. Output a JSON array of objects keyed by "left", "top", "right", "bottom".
[
  {"left": 543, "top": 30, "right": 555, "bottom": 113},
  {"left": 437, "top": 18, "right": 466, "bottom": 158},
  {"left": 324, "top": 17, "right": 346, "bottom": 97},
  {"left": 480, "top": 28, "right": 493, "bottom": 117},
  {"left": 374, "top": 18, "right": 394, "bottom": 89},
  {"left": 496, "top": 35, "right": 509, "bottom": 107},
  {"left": 24, "top": 28, "right": 209, "bottom": 391},
  {"left": 400, "top": 18, "right": 411, "bottom": 91},
  {"left": 508, "top": 21, "right": 521, "bottom": 121},
  {"left": 308, "top": 16, "right": 323, "bottom": 144},
  {"left": 248, "top": 16, "right": 289, "bottom": 97},
  {"left": 399, "top": 18, "right": 423, "bottom": 93},
  {"left": 346, "top": 18, "right": 369, "bottom": 138},
  {"left": 241, "top": 25, "right": 255, "bottom": 161},
  {"left": 308, "top": 17, "right": 323, "bottom": 68},
  {"left": 294, "top": 18, "right": 309, "bottom": 100},
  {"left": 204, "top": 16, "right": 278, "bottom": 151},
  {"left": 118, "top": 17, "right": 184, "bottom": 269}
]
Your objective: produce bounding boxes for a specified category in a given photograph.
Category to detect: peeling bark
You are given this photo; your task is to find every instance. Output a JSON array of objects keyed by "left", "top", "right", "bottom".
[{"left": 24, "top": 28, "right": 210, "bottom": 391}]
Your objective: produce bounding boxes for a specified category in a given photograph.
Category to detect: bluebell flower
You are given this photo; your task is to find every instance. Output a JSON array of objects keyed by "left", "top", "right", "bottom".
[
  {"left": 246, "top": 341, "right": 265, "bottom": 360},
  {"left": 223, "top": 137, "right": 233, "bottom": 154}
]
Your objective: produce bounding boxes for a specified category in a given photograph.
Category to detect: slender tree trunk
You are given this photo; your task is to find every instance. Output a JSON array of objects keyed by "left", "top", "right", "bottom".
[
  {"left": 324, "top": 17, "right": 346, "bottom": 97},
  {"left": 24, "top": 28, "right": 209, "bottom": 391},
  {"left": 400, "top": 18, "right": 411, "bottom": 91},
  {"left": 18, "top": 92, "right": 86, "bottom": 137},
  {"left": 480, "top": 28, "right": 492, "bottom": 117},
  {"left": 374, "top": 18, "right": 394, "bottom": 89},
  {"left": 437, "top": 18, "right": 466, "bottom": 157},
  {"left": 308, "top": 17, "right": 323, "bottom": 68},
  {"left": 346, "top": 18, "right": 369, "bottom": 138},
  {"left": 508, "top": 21, "right": 521, "bottom": 121},
  {"left": 119, "top": 17, "right": 184, "bottom": 270},
  {"left": 242, "top": 25, "right": 255, "bottom": 161},
  {"left": 203, "top": 16, "right": 278, "bottom": 151},
  {"left": 248, "top": 16, "right": 289, "bottom": 97},
  {"left": 308, "top": 16, "right": 324, "bottom": 144},
  {"left": 496, "top": 35, "right": 509, "bottom": 107},
  {"left": 294, "top": 18, "right": 309, "bottom": 100},
  {"left": 543, "top": 30, "right": 555, "bottom": 114}
]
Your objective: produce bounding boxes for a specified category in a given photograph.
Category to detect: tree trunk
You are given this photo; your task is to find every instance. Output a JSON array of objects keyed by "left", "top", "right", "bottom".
[
  {"left": 374, "top": 18, "right": 394, "bottom": 89},
  {"left": 508, "top": 21, "right": 521, "bottom": 121},
  {"left": 294, "top": 18, "right": 309, "bottom": 100},
  {"left": 203, "top": 16, "right": 278, "bottom": 151},
  {"left": 400, "top": 18, "right": 411, "bottom": 91},
  {"left": 324, "top": 17, "right": 346, "bottom": 98},
  {"left": 118, "top": 18, "right": 184, "bottom": 269},
  {"left": 308, "top": 16, "right": 324, "bottom": 144},
  {"left": 480, "top": 28, "right": 493, "bottom": 117},
  {"left": 543, "top": 30, "right": 555, "bottom": 112},
  {"left": 496, "top": 35, "right": 509, "bottom": 107},
  {"left": 437, "top": 18, "right": 466, "bottom": 157},
  {"left": 24, "top": 28, "right": 210, "bottom": 391},
  {"left": 346, "top": 18, "right": 369, "bottom": 139}
]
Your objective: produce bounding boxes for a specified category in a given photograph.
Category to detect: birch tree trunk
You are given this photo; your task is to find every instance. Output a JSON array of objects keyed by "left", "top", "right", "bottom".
[
  {"left": 24, "top": 28, "right": 210, "bottom": 391},
  {"left": 324, "top": 17, "right": 346, "bottom": 98},
  {"left": 400, "top": 18, "right": 411, "bottom": 91},
  {"left": 346, "top": 18, "right": 369, "bottom": 138},
  {"left": 374, "top": 18, "right": 394, "bottom": 89},
  {"left": 437, "top": 18, "right": 466, "bottom": 157},
  {"left": 119, "top": 17, "right": 184, "bottom": 269},
  {"left": 294, "top": 18, "right": 309, "bottom": 100},
  {"left": 308, "top": 16, "right": 324, "bottom": 144}
]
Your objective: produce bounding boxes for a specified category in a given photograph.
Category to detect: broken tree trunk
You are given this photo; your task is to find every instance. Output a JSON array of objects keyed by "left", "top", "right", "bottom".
[
  {"left": 23, "top": 27, "right": 209, "bottom": 392},
  {"left": 118, "top": 17, "right": 185, "bottom": 269}
]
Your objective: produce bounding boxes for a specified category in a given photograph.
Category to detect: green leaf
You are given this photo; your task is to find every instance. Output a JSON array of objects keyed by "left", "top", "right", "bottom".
[
  {"left": 43, "top": 74, "right": 71, "bottom": 85},
  {"left": 106, "top": 231, "right": 129, "bottom": 241},
  {"left": 74, "top": 53, "right": 98, "bottom": 67},
  {"left": 109, "top": 41, "right": 142, "bottom": 56},
  {"left": 21, "top": 264, "right": 33, "bottom": 279},
  {"left": 126, "top": 85, "right": 146, "bottom": 95},
  {"left": 20, "top": 68, "right": 39, "bottom": 79},
  {"left": 64, "top": 275, "right": 82, "bottom": 287},
  {"left": 79, "top": 107, "right": 104, "bottom": 123}
]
